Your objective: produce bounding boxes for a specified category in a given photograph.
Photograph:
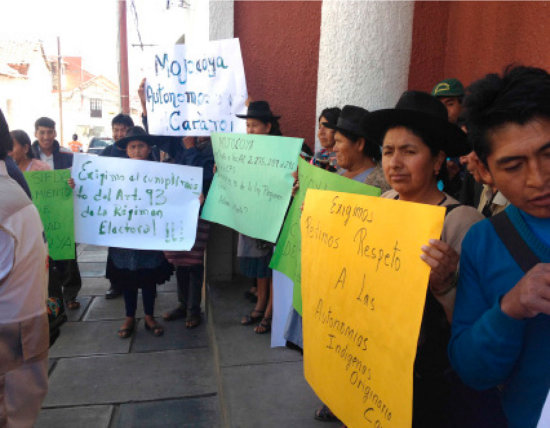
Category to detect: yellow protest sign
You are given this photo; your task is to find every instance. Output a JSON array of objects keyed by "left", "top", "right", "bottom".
[{"left": 301, "top": 190, "right": 445, "bottom": 428}]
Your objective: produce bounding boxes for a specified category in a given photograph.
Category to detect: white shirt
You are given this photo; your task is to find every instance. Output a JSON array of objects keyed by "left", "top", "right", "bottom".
[{"left": 39, "top": 151, "right": 54, "bottom": 169}]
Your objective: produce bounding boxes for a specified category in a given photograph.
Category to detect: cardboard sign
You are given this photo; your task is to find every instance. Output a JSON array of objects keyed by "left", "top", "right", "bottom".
[
  {"left": 24, "top": 170, "right": 75, "bottom": 260},
  {"left": 145, "top": 38, "right": 248, "bottom": 136},
  {"left": 270, "top": 158, "right": 381, "bottom": 314},
  {"left": 72, "top": 154, "right": 202, "bottom": 251},
  {"left": 301, "top": 190, "right": 445, "bottom": 428},
  {"left": 201, "top": 133, "right": 302, "bottom": 242}
]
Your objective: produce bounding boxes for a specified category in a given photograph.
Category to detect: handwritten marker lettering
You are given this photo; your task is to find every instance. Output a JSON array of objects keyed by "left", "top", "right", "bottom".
[
  {"left": 145, "top": 39, "right": 247, "bottom": 136},
  {"left": 72, "top": 154, "right": 202, "bottom": 251},
  {"left": 24, "top": 170, "right": 75, "bottom": 260},
  {"left": 301, "top": 190, "right": 445, "bottom": 427},
  {"left": 201, "top": 133, "right": 303, "bottom": 243}
]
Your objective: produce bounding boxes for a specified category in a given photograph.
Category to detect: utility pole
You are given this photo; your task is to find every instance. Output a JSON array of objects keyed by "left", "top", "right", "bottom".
[
  {"left": 118, "top": 0, "right": 130, "bottom": 114},
  {"left": 57, "top": 36, "right": 64, "bottom": 145}
]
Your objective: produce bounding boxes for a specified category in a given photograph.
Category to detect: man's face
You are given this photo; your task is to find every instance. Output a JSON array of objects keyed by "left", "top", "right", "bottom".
[
  {"left": 35, "top": 126, "right": 56, "bottom": 151},
  {"left": 483, "top": 117, "right": 550, "bottom": 218},
  {"left": 112, "top": 124, "right": 130, "bottom": 142},
  {"left": 439, "top": 97, "right": 462, "bottom": 124}
]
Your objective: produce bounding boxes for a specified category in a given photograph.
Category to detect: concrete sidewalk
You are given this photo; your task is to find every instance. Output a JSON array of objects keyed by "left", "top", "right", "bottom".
[{"left": 36, "top": 245, "right": 338, "bottom": 428}]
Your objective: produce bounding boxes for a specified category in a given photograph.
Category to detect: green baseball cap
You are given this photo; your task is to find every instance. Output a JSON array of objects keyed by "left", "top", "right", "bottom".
[{"left": 431, "top": 78, "right": 465, "bottom": 97}]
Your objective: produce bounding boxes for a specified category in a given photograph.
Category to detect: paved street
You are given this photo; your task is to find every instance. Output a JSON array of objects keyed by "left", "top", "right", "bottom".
[{"left": 36, "top": 245, "right": 339, "bottom": 428}]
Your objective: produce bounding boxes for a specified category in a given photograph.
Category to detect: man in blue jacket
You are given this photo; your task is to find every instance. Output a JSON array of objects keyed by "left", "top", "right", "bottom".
[
  {"left": 449, "top": 65, "right": 550, "bottom": 428},
  {"left": 32, "top": 117, "right": 82, "bottom": 310}
]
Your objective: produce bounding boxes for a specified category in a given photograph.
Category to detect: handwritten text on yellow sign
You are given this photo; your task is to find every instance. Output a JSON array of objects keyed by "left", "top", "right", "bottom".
[{"left": 301, "top": 190, "right": 445, "bottom": 428}]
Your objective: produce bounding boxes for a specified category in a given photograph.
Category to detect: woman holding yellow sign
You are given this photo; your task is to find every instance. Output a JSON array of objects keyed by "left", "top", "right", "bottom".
[{"left": 362, "top": 91, "right": 505, "bottom": 427}]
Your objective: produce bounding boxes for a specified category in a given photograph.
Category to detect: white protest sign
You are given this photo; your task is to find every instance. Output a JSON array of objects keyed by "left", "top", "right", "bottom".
[
  {"left": 145, "top": 38, "right": 248, "bottom": 136},
  {"left": 538, "top": 390, "right": 550, "bottom": 428},
  {"left": 72, "top": 154, "right": 202, "bottom": 251}
]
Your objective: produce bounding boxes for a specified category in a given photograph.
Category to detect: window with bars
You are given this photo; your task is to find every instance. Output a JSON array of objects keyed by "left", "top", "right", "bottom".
[{"left": 90, "top": 98, "right": 102, "bottom": 118}]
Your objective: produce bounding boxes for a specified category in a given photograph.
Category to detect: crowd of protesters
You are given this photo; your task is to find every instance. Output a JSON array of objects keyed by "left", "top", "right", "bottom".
[{"left": 1, "top": 64, "right": 549, "bottom": 428}]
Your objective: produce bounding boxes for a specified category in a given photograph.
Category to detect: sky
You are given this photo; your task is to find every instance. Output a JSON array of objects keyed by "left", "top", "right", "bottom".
[
  {"left": 1, "top": 0, "right": 119, "bottom": 80},
  {"left": 0, "top": 0, "right": 189, "bottom": 86}
]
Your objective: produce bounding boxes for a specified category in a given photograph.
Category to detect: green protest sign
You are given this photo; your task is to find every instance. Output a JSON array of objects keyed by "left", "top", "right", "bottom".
[
  {"left": 270, "top": 157, "right": 381, "bottom": 314},
  {"left": 201, "top": 132, "right": 303, "bottom": 242},
  {"left": 24, "top": 170, "right": 75, "bottom": 260}
]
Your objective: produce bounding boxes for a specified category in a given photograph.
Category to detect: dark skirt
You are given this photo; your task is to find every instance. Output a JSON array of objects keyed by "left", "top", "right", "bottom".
[
  {"left": 238, "top": 254, "right": 272, "bottom": 279},
  {"left": 106, "top": 253, "right": 173, "bottom": 291}
]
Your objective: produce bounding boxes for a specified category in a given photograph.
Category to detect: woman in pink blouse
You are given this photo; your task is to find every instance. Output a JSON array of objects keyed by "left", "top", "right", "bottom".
[{"left": 9, "top": 130, "right": 51, "bottom": 171}]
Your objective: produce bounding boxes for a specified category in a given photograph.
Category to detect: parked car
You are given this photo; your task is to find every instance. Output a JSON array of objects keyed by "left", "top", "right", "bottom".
[{"left": 86, "top": 137, "right": 114, "bottom": 155}]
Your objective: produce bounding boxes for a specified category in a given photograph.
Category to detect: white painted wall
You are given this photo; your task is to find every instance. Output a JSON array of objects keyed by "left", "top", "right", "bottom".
[
  {"left": 207, "top": 0, "right": 236, "bottom": 282},
  {"left": 183, "top": 0, "right": 210, "bottom": 43},
  {"left": 315, "top": 0, "right": 414, "bottom": 149},
  {"left": 209, "top": 0, "right": 234, "bottom": 41}
]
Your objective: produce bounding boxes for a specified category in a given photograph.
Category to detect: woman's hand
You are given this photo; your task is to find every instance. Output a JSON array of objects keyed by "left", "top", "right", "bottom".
[
  {"left": 67, "top": 178, "right": 75, "bottom": 190},
  {"left": 421, "top": 239, "right": 459, "bottom": 297}
]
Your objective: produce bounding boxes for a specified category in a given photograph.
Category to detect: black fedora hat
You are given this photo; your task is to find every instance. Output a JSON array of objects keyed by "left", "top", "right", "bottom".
[
  {"left": 116, "top": 126, "right": 160, "bottom": 149},
  {"left": 363, "top": 91, "right": 468, "bottom": 157},
  {"left": 324, "top": 105, "right": 370, "bottom": 138},
  {"left": 236, "top": 101, "right": 280, "bottom": 120}
]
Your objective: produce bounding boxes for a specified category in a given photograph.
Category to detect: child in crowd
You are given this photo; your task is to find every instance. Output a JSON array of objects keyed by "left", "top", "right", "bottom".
[
  {"left": 70, "top": 127, "right": 174, "bottom": 338},
  {"left": 107, "top": 127, "right": 174, "bottom": 337}
]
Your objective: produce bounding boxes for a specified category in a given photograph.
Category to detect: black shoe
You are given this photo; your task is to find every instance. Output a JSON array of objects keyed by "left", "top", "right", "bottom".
[
  {"left": 163, "top": 305, "right": 187, "bottom": 321},
  {"left": 105, "top": 287, "right": 121, "bottom": 299}
]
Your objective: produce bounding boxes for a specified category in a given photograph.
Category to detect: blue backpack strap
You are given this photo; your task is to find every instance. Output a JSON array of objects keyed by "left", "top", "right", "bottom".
[{"left": 489, "top": 211, "right": 541, "bottom": 273}]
